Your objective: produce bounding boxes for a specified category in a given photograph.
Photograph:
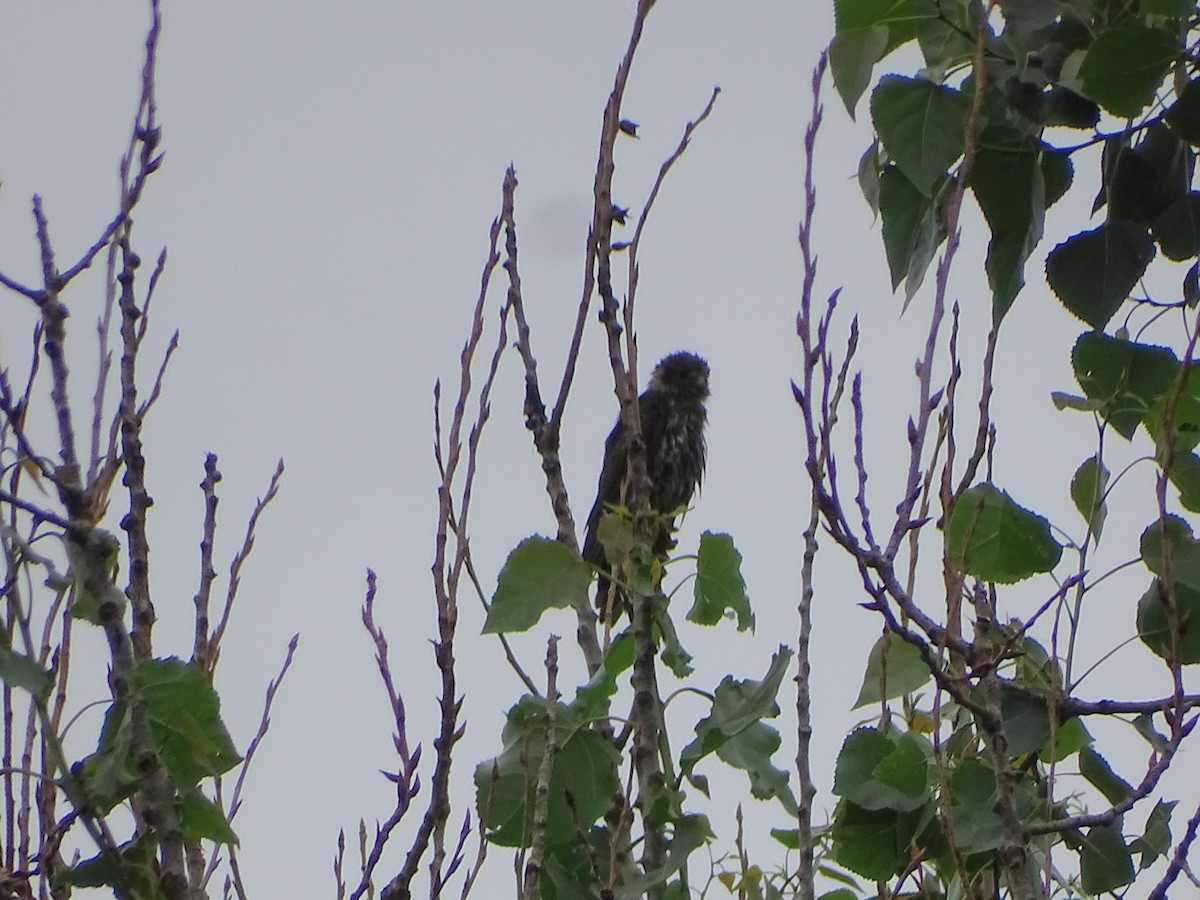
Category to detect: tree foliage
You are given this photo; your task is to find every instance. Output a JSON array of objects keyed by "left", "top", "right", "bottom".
[
  {"left": 812, "top": 0, "right": 1200, "bottom": 896},
  {"left": 9, "top": 2, "right": 1200, "bottom": 899}
]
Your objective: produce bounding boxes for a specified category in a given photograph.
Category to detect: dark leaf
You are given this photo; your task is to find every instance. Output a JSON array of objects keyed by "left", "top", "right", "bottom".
[
  {"left": 879, "top": 165, "right": 945, "bottom": 300},
  {"left": 1167, "top": 78, "right": 1200, "bottom": 145},
  {"left": 1071, "top": 331, "right": 1179, "bottom": 439},
  {"left": 1185, "top": 262, "right": 1200, "bottom": 307},
  {"left": 1153, "top": 192, "right": 1200, "bottom": 261},
  {"left": 1079, "top": 746, "right": 1134, "bottom": 805},
  {"left": 1078, "top": 25, "right": 1177, "bottom": 118},
  {"left": 1129, "top": 800, "right": 1176, "bottom": 869},
  {"left": 1080, "top": 821, "right": 1136, "bottom": 893},
  {"left": 1046, "top": 222, "right": 1155, "bottom": 328},
  {"left": 1139, "top": 515, "right": 1200, "bottom": 594},
  {"left": 1070, "top": 455, "right": 1109, "bottom": 538},
  {"left": 830, "top": 801, "right": 909, "bottom": 880},
  {"left": 1136, "top": 578, "right": 1200, "bottom": 664},
  {"left": 830, "top": 0, "right": 919, "bottom": 115},
  {"left": 971, "top": 128, "right": 1047, "bottom": 319},
  {"left": 915, "top": 0, "right": 973, "bottom": 71}
]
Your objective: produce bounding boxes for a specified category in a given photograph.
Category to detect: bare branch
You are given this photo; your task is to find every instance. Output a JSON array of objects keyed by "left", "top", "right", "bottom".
[
  {"left": 520, "top": 636, "right": 561, "bottom": 900},
  {"left": 207, "top": 458, "right": 285, "bottom": 669},
  {"left": 623, "top": 85, "right": 721, "bottom": 334}
]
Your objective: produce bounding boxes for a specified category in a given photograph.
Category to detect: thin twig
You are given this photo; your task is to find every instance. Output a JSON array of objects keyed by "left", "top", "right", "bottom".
[
  {"left": 500, "top": 167, "right": 605, "bottom": 675},
  {"left": 623, "top": 85, "right": 721, "bottom": 337},
  {"left": 207, "top": 459, "right": 285, "bottom": 669},
  {"left": 520, "top": 636, "right": 560, "bottom": 900}
]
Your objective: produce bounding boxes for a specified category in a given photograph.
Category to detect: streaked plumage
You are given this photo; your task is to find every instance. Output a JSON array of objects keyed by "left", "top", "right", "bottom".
[{"left": 582, "top": 351, "right": 710, "bottom": 621}]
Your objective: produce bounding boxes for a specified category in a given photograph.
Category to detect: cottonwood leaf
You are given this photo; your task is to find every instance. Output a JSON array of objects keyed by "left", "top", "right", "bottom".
[
  {"left": 946, "top": 484, "right": 1062, "bottom": 583},
  {"left": 485, "top": 536, "right": 591, "bottom": 634}
]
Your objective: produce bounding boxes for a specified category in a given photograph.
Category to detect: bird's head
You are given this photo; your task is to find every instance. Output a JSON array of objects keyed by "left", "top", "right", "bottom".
[{"left": 649, "top": 351, "right": 710, "bottom": 402}]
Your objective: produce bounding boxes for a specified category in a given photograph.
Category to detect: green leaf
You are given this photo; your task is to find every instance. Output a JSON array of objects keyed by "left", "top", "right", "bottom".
[
  {"left": 945, "top": 483, "right": 1062, "bottom": 583},
  {"left": 1046, "top": 222, "right": 1155, "bottom": 329},
  {"left": 56, "top": 835, "right": 163, "bottom": 898},
  {"left": 656, "top": 593, "right": 695, "bottom": 677},
  {"left": 680, "top": 649, "right": 796, "bottom": 812},
  {"left": 948, "top": 758, "right": 1006, "bottom": 852},
  {"left": 1071, "top": 331, "right": 1179, "bottom": 439},
  {"left": 871, "top": 76, "right": 969, "bottom": 197},
  {"left": 1131, "top": 800, "right": 1176, "bottom": 869},
  {"left": 852, "top": 631, "right": 932, "bottom": 709},
  {"left": 0, "top": 648, "right": 52, "bottom": 701},
  {"left": 77, "top": 701, "right": 140, "bottom": 813},
  {"left": 1140, "top": 515, "right": 1200, "bottom": 593},
  {"left": 995, "top": 681, "right": 1052, "bottom": 757},
  {"left": 1152, "top": 192, "right": 1200, "bottom": 261},
  {"left": 830, "top": 0, "right": 919, "bottom": 115},
  {"left": 714, "top": 720, "right": 797, "bottom": 814},
  {"left": 1042, "top": 147, "right": 1074, "bottom": 209},
  {"left": 870, "top": 733, "right": 930, "bottom": 802},
  {"left": 1145, "top": 367, "right": 1200, "bottom": 454},
  {"left": 1142, "top": 0, "right": 1192, "bottom": 16},
  {"left": 77, "top": 660, "right": 239, "bottom": 811},
  {"left": 484, "top": 536, "right": 591, "bottom": 634},
  {"left": 857, "top": 141, "right": 882, "bottom": 214},
  {"left": 1079, "top": 746, "right": 1134, "bottom": 805},
  {"left": 179, "top": 789, "right": 238, "bottom": 844},
  {"left": 614, "top": 814, "right": 711, "bottom": 900},
  {"left": 1136, "top": 578, "right": 1200, "bottom": 664},
  {"left": 1039, "top": 715, "right": 1093, "bottom": 764},
  {"left": 475, "top": 696, "right": 620, "bottom": 848},
  {"left": 1078, "top": 25, "right": 1177, "bottom": 118},
  {"left": 832, "top": 728, "right": 930, "bottom": 813},
  {"left": 573, "top": 632, "right": 632, "bottom": 717},
  {"left": 879, "top": 165, "right": 945, "bottom": 301},
  {"left": 1166, "top": 450, "right": 1200, "bottom": 512},
  {"left": 689, "top": 531, "right": 753, "bottom": 630},
  {"left": 829, "top": 801, "right": 909, "bottom": 880},
  {"left": 914, "top": 0, "right": 973, "bottom": 71},
  {"left": 1070, "top": 455, "right": 1109, "bottom": 538},
  {"left": 131, "top": 658, "right": 242, "bottom": 790},
  {"left": 1098, "top": 126, "right": 1188, "bottom": 227},
  {"left": 1080, "top": 821, "right": 1136, "bottom": 894},
  {"left": 1133, "top": 711, "right": 1170, "bottom": 753},
  {"left": 830, "top": 27, "right": 890, "bottom": 119},
  {"left": 1129, "top": 799, "right": 1175, "bottom": 870},
  {"left": 993, "top": 0, "right": 1059, "bottom": 34},
  {"left": 64, "top": 530, "right": 126, "bottom": 625},
  {"left": 971, "top": 129, "right": 1049, "bottom": 319}
]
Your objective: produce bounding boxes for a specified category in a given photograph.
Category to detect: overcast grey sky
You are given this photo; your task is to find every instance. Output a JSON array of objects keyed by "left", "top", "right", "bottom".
[{"left": 2, "top": 2, "right": 1195, "bottom": 897}]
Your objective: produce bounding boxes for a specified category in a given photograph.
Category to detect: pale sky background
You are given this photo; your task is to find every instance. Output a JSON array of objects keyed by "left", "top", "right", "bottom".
[{"left": 0, "top": 2, "right": 1195, "bottom": 897}]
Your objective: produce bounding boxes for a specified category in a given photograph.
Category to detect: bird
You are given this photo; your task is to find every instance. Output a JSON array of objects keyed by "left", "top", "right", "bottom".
[{"left": 582, "top": 351, "right": 710, "bottom": 623}]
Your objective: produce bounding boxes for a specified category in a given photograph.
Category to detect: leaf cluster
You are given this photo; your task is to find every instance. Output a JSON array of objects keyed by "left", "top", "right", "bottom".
[
  {"left": 835, "top": 0, "right": 1200, "bottom": 325},
  {"left": 476, "top": 530, "right": 794, "bottom": 897}
]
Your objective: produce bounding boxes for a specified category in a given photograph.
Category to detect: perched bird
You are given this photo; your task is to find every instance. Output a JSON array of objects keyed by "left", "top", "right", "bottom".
[{"left": 582, "top": 351, "right": 710, "bottom": 622}]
